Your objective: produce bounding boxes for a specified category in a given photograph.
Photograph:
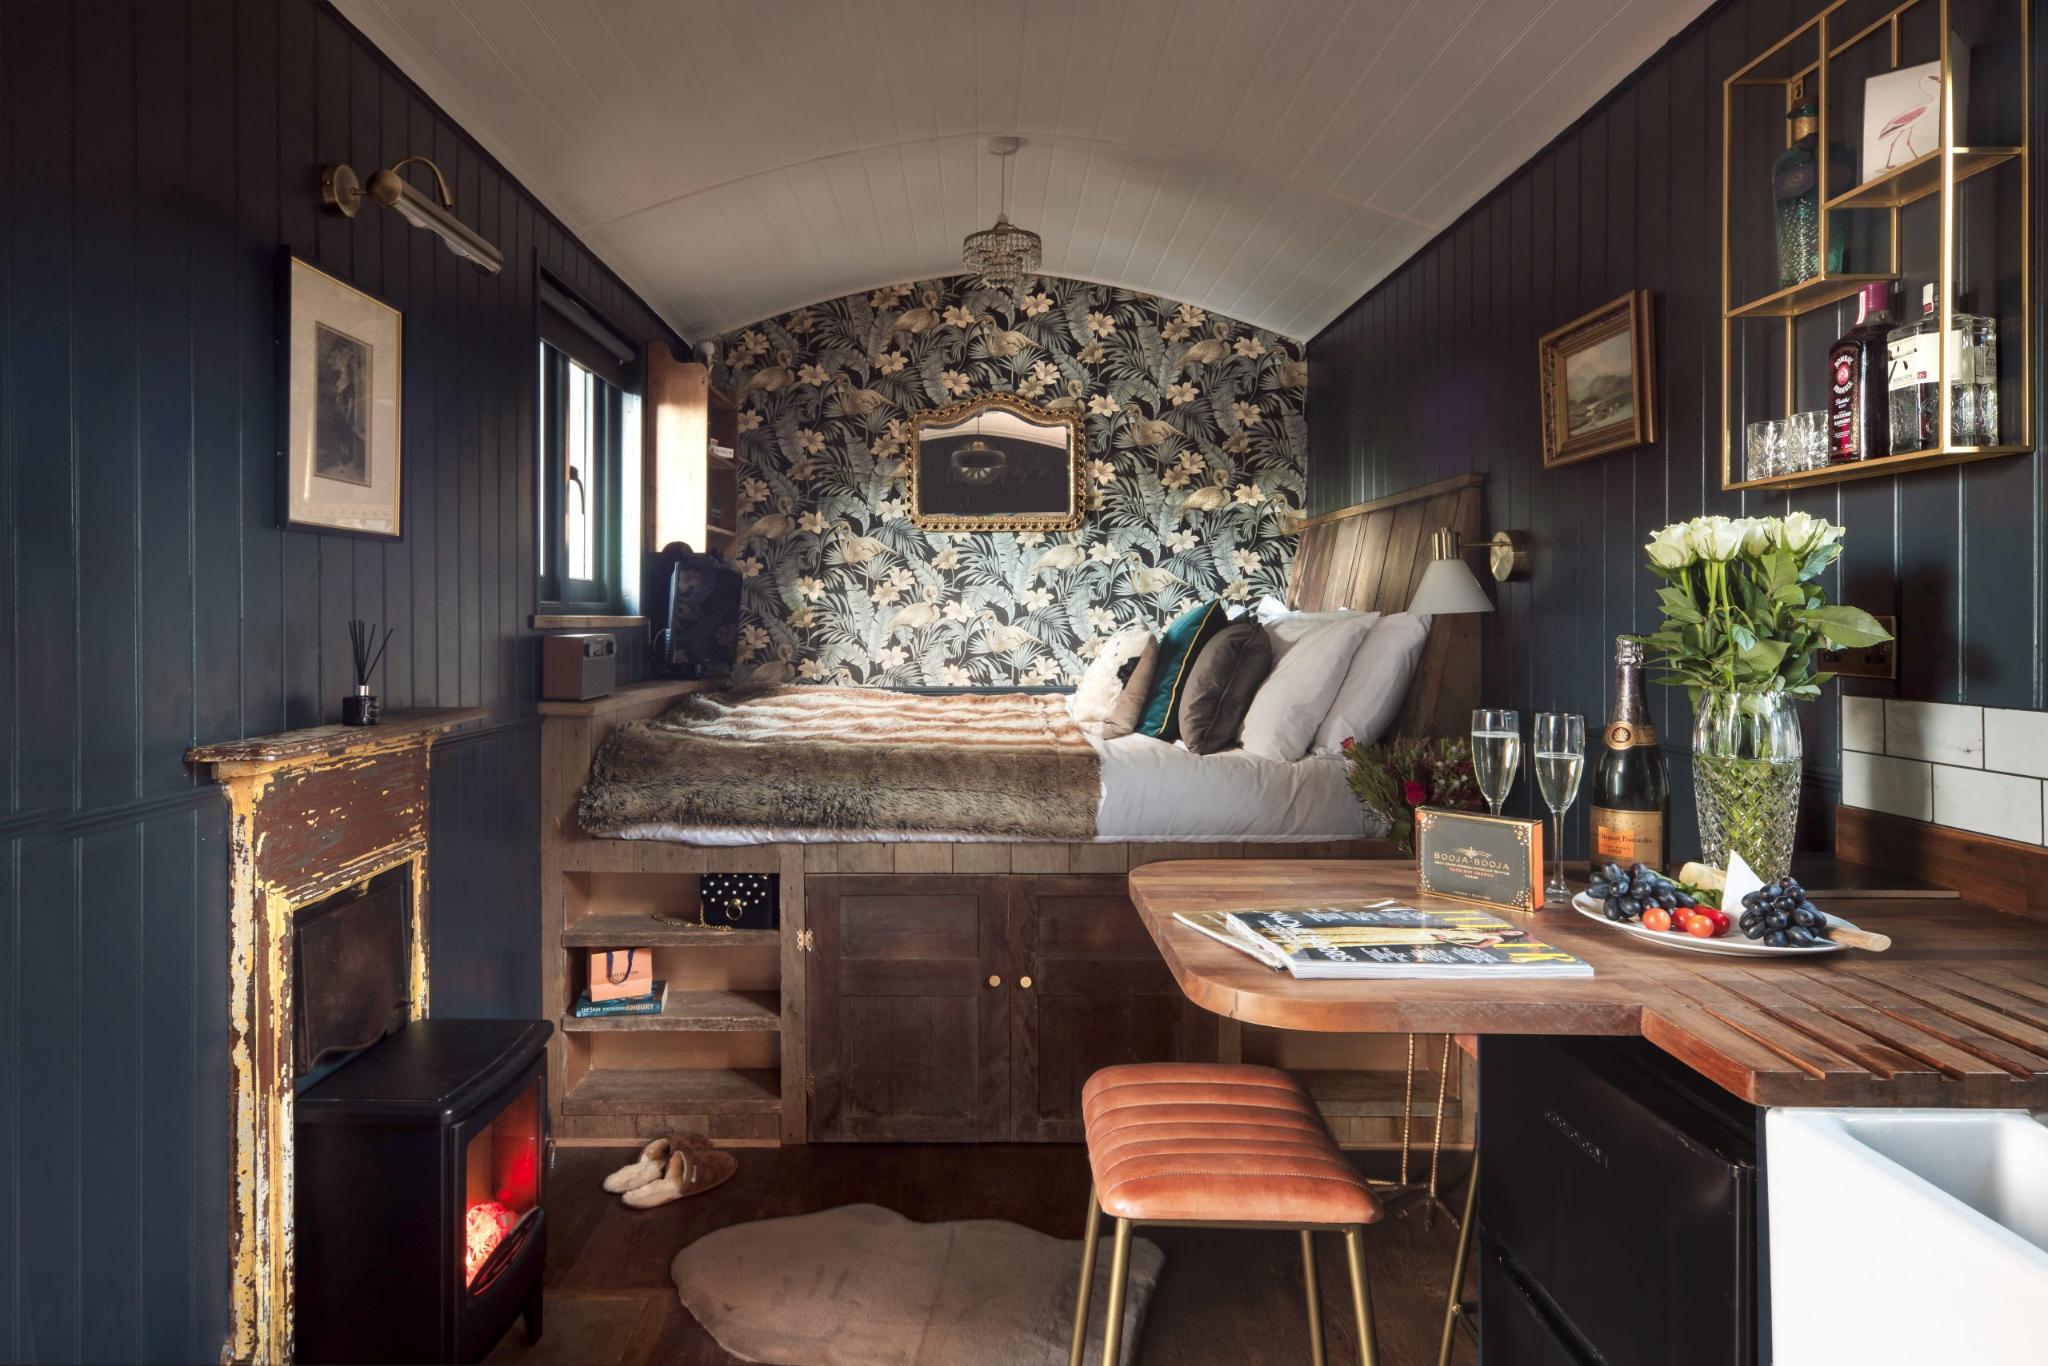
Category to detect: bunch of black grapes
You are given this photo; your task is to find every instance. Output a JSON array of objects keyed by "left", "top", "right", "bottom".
[
  {"left": 1587, "top": 862, "right": 1695, "bottom": 923},
  {"left": 1737, "top": 878, "right": 1826, "bottom": 947}
]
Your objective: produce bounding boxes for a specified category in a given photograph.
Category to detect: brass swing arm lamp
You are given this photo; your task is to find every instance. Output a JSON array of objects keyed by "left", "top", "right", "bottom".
[
  {"left": 1407, "top": 527, "right": 1530, "bottom": 616},
  {"left": 320, "top": 156, "right": 504, "bottom": 275}
]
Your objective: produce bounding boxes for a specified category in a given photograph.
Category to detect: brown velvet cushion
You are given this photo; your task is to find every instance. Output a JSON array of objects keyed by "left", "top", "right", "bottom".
[{"left": 1175, "top": 619, "right": 1272, "bottom": 754}]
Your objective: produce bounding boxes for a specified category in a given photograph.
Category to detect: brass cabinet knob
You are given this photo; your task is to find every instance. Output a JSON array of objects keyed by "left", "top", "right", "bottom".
[
  {"left": 987, "top": 975, "right": 1002, "bottom": 988},
  {"left": 1019, "top": 975, "right": 1034, "bottom": 990}
]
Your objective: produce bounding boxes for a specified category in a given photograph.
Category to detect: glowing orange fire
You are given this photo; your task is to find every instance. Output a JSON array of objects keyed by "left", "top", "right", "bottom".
[{"left": 465, "top": 1201, "right": 518, "bottom": 1286}]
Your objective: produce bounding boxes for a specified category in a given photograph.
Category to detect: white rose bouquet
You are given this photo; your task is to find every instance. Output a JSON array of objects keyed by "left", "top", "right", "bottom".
[{"left": 1635, "top": 513, "right": 1892, "bottom": 701}]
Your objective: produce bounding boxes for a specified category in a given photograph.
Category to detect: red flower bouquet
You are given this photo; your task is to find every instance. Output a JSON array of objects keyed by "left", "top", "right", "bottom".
[{"left": 1341, "top": 736, "right": 1486, "bottom": 854}]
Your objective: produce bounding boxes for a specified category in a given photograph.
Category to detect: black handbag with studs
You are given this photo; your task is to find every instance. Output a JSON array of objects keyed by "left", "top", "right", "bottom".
[{"left": 699, "top": 873, "right": 777, "bottom": 930}]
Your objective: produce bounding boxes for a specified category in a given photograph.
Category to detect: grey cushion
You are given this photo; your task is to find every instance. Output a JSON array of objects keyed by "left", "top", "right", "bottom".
[{"left": 1176, "top": 620, "right": 1273, "bottom": 755}]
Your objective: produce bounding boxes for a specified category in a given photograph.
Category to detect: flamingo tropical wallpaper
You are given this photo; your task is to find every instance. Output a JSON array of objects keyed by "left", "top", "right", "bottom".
[{"left": 713, "top": 275, "right": 1307, "bottom": 686}]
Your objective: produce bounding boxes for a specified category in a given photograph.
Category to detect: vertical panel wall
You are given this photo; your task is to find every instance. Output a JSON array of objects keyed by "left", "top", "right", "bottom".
[
  {"left": 0, "top": 2, "right": 677, "bottom": 1359},
  {"left": 1307, "top": 0, "right": 2045, "bottom": 858}
]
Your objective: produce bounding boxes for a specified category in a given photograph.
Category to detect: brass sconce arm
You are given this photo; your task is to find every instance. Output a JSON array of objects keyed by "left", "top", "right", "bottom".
[{"left": 320, "top": 156, "right": 504, "bottom": 275}]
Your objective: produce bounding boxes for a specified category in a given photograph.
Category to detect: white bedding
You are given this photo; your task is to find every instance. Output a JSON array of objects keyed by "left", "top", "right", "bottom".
[{"left": 610, "top": 730, "right": 1377, "bottom": 846}]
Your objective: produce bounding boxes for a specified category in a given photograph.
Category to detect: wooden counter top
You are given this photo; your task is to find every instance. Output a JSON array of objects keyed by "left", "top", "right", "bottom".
[{"left": 1129, "top": 860, "right": 2048, "bottom": 1108}]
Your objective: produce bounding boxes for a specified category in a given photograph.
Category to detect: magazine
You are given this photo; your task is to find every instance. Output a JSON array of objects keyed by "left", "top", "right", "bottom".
[{"left": 1176, "top": 900, "right": 1592, "bottom": 979}]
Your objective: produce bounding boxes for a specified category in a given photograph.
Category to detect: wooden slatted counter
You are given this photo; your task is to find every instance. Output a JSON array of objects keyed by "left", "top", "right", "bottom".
[{"left": 1128, "top": 860, "right": 2048, "bottom": 1108}]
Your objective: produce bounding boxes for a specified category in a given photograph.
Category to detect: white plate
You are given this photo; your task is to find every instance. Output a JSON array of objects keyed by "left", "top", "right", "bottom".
[{"left": 1570, "top": 892, "right": 1849, "bottom": 957}]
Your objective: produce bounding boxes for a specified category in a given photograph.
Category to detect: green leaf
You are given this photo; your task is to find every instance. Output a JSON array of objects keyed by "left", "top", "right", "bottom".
[
  {"left": 1656, "top": 586, "right": 1704, "bottom": 624},
  {"left": 1740, "top": 636, "right": 1790, "bottom": 673},
  {"left": 1794, "top": 605, "right": 1893, "bottom": 648}
]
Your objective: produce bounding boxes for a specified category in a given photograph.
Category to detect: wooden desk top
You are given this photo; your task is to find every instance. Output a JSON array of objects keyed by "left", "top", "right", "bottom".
[{"left": 1129, "top": 860, "right": 2048, "bottom": 1108}]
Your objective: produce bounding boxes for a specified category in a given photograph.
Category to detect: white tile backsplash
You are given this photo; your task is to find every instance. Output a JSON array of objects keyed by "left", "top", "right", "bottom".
[
  {"left": 1841, "top": 751, "right": 1934, "bottom": 822},
  {"left": 1841, "top": 696, "right": 1885, "bottom": 754},
  {"left": 1984, "top": 708, "right": 2048, "bottom": 780},
  {"left": 1931, "top": 766, "right": 2044, "bottom": 846},
  {"left": 1884, "top": 700, "right": 1984, "bottom": 767}
]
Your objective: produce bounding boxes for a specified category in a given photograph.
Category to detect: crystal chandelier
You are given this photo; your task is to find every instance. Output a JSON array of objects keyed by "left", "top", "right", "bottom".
[{"left": 962, "top": 136, "right": 1041, "bottom": 293}]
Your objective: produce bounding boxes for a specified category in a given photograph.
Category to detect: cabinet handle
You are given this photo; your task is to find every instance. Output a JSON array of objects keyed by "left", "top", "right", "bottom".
[
  {"left": 1018, "top": 975, "right": 1033, "bottom": 990},
  {"left": 987, "top": 974, "right": 1003, "bottom": 988}
]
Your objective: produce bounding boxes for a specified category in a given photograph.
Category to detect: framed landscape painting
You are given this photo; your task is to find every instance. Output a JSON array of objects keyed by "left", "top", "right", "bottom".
[
  {"left": 283, "top": 255, "right": 403, "bottom": 538},
  {"left": 1539, "top": 289, "right": 1656, "bottom": 469}
]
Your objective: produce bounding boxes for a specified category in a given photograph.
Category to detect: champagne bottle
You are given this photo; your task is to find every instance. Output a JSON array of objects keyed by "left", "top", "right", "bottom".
[{"left": 1588, "top": 636, "right": 1671, "bottom": 872}]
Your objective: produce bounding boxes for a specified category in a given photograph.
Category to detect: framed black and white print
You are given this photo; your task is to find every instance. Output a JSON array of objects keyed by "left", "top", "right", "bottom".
[{"left": 284, "top": 256, "right": 403, "bottom": 538}]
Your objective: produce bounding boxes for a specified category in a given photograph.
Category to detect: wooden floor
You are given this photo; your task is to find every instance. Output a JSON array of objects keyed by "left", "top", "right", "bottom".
[{"left": 487, "top": 1144, "right": 1478, "bottom": 1366}]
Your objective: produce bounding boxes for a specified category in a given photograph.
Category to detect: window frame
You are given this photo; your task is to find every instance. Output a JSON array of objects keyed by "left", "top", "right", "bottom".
[{"left": 538, "top": 341, "right": 626, "bottom": 612}]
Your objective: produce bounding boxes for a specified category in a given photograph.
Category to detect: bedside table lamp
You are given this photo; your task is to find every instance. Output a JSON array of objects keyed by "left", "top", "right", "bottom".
[{"left": 1408, "top": 527, "right": 1530, "bottom": 615}]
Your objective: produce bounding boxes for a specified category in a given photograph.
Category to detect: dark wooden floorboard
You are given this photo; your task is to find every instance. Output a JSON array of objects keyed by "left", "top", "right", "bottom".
[{"left": 490, "top": 1145, "right": 1477, "bottom": 1366}]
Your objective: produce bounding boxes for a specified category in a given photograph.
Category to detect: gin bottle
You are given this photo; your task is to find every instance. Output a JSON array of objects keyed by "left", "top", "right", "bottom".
[
  {"left": 1828, "top": 282, "right": 1894, "bottom": 463},
  {"left": 1771, "top": 101, "right": 1852, "bottom": 288},
  {"left": 1887, "top": 285, "right": 2000, "bottom": 450}
]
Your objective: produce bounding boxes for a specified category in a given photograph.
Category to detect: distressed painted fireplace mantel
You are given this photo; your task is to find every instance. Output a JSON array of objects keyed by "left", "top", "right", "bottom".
[{"left": 189, "top": 708, "right": 484, "bottom": 1365}]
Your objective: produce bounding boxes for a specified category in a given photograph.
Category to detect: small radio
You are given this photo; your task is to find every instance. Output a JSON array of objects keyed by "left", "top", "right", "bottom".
[{"left": 540, "top": 633, "right": 617, "bottom": 701}]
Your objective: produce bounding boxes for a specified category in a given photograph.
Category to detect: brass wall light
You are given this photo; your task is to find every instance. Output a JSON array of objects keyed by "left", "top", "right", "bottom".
[
  {"left": 1407, "top": 527, "right": 1530, "bottom": 616},
  {"left": 321, "top": 157, "right": 503, "bottom": 274}
]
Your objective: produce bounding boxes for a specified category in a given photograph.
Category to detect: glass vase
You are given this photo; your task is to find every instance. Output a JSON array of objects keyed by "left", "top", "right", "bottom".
[{"left": 1692, "top": 689, "right": 1802, "bottom": 881}]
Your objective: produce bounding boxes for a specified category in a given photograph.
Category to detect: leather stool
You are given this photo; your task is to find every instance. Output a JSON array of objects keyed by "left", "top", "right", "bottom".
[{"left": 1070, "top": 1063, "right": 1383, "bottom": 1366}]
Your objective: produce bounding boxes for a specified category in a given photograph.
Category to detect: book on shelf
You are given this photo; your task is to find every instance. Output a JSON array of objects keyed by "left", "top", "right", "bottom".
[
  {"left": 1174, "top": 900, "right": 1592, "bottom": 979},
  {"left": 571, "top": 981, "right": 669, "bottom": 1018}
]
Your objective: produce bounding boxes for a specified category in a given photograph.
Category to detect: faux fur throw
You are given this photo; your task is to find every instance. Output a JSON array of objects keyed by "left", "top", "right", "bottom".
[{"left": 578, "top": 687, "right": 1101, "bottom": 839}]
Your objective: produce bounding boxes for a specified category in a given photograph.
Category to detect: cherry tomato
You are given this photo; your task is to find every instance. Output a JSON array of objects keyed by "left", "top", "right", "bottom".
[
  {"left": 1640, "top": 907, "right": 1672, "bottom": 933},
  {"left": 1687, "top": 915, "right": 1718, "bottom": 938},
  {"left": 1703, "top": 908, "right": 1731, "bottom": 935}
]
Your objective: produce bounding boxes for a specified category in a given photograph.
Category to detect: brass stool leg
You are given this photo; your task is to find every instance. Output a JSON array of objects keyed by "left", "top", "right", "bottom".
[
  {"left": 1101, "top": 1218, "right": 1134, "bottom": 1366},
  {"left": 1436, "top": 1151, "right": 1480, "bottom": 1366},
  {"left": 1343, "top": 1227, "right": 1378, "bottom": 1366},
  {"left": 1300, "top": 1229, "right": 1326, "bottom": 1366},
  {"left": 1069, "top": 1185, "right": 1101, "bottom": 1366}
]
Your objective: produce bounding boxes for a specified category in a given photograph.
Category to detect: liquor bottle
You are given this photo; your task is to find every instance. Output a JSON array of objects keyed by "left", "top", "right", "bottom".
[
  {"left": 1887, "top": 283, "right": 1999, "bottom": 451},
  {"left": 1827, "top": 282, "right": 1894, "bottom": 464},
  {"left": 1588, "top": 637, "right": 1670, "bottom": 873},
  {"left": 1771, "top": 97, "right": 1852, "bottom": 287}
]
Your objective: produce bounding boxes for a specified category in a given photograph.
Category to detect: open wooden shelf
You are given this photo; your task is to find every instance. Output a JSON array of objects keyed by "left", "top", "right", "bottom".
[
  {"left": 563, "top": 911, "right": 779, "bottom": 949},
  {"left": 1824, "top": 146, "right": 2020, "bottom": 210},
  {"left": 563, "top": 1067, "right": 781, "bottom": 1116},
  {"left": 563, "top": 988, "right": 781, "bottom": 1033}
]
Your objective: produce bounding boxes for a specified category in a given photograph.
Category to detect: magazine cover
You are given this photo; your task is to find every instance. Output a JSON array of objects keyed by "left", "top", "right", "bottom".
[{"left": 1213, "top": 903, "right": 1591, "bottom": 979}]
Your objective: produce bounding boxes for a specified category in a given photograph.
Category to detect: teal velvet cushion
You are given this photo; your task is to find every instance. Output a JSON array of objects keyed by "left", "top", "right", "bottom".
[{"left": 1136, "top": 600, "right": 1229, "bottom": 741}]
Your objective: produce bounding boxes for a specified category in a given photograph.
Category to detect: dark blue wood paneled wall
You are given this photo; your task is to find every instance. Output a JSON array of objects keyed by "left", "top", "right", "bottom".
[
  {"left": 0, "top": 3, "right": 674, "bottom": 1359},
  {"left": 1306, "top": 0, "right": 2046, "bottom": 859}
]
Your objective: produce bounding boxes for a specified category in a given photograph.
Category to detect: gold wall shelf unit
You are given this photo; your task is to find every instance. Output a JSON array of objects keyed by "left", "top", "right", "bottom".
[{"left": 1720, "top": 0, "right": 2029, "bottom": 492}]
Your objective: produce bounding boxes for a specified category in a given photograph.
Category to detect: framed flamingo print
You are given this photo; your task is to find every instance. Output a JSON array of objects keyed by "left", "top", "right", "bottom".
[{"left": 1860, "top": 51, "right": 1966, "bottom": 183}]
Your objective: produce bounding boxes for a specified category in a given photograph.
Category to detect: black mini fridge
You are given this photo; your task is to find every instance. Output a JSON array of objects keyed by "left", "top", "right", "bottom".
[{"left": 1478, "top": 1035, "right": 1759, "bottom": 1365}]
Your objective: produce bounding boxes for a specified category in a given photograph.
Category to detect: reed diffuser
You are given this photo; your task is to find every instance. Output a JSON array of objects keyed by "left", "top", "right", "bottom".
[{"left": 344, "top": 619, "right": 393, "bottom": 726}]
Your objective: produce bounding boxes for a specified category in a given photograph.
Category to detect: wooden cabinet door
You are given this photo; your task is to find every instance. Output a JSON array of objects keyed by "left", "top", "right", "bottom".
[
  {"left": 806, "top": 875, "right": 1011, "bottom": 1142},
  {"left": 1007, "top": 875, "right": 1219, "bottom": 1141}
]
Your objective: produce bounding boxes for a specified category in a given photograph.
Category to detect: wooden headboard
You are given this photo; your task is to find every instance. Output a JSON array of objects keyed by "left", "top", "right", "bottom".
[{"left": 1286, "top": 472, "right": 1484, "bottom": 739}]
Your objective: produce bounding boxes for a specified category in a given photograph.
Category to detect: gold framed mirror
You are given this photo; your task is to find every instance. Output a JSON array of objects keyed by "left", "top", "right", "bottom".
[{"left": 907, "top": 393, "right": 1084, "bottom": 532}]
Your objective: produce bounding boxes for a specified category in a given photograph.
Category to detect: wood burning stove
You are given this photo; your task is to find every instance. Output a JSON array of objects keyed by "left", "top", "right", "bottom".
[{"left": 295, "top": 1019, "right": 553, "bottom": 1364}]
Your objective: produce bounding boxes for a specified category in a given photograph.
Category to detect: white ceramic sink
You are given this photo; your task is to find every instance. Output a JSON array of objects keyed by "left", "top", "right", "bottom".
[{"left": 1766, "top": 1108, "right": 2048, "bottom": 1365}]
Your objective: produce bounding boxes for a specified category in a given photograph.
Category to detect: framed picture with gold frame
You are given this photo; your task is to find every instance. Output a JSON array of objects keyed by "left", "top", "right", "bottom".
[
  {"left": 906, "top": 392, "right": 1084, "bottom": 532},
  {"left": 1539, "top": 289, "right": 1656, "bottom": 469}
]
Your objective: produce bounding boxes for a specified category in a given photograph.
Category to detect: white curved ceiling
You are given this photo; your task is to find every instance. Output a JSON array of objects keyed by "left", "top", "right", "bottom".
[{"left": 338, "top": 0, "right": 1711, "bottom": 341}]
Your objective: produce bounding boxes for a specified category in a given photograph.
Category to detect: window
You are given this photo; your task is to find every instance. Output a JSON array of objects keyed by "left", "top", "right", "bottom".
[
  {"left": 537, "top": 280, "right": 641, "bottom": 612},
  {"left": 539, "top": 346, "right": 621, "bottom": 606}
]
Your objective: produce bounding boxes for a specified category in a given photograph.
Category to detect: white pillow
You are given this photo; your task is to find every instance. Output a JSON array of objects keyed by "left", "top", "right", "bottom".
[
  {"left": 1253, "top": 595, "right": 1352, "bottom": 627},
  {"left": 1313, "top": 612, "right": 1432, "bottom": 752},
  {"left": 1237, "top": 612, "right": 1379, "bottom": 761},
  {"left": 1070, "top": 628, "right": 1156, "bottom": 737}
]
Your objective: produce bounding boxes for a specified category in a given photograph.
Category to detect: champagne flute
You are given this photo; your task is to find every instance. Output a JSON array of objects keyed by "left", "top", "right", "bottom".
[
  {"left": 1470, "top": 709, "right": 1522, "bottom": 816},
  {"left": 1534, "top": 713, "right": 1586, "bottom": 900}
]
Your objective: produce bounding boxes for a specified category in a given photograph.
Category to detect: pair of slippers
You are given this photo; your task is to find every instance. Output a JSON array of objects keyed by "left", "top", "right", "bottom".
[{"left": 602, "top": 1135, "right": 737, "bottom": 1209}]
